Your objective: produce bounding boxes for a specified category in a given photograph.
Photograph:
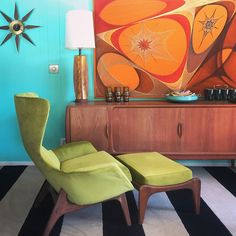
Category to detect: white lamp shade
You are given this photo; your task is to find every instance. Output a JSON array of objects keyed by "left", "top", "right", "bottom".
[{"left": 66, "top": 10, "right": 95, "bottom": 49}]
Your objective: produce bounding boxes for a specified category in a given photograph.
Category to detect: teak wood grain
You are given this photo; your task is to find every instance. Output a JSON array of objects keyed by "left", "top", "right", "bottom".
[
  {"left": 111, "top": 107, "right": 182, "bottom": 153},
  {"left": 66, "top": 101, "right": 236, "bottom": 161},
  {"left": 66, "top": 106, "right": 109, "bottom": 151}
]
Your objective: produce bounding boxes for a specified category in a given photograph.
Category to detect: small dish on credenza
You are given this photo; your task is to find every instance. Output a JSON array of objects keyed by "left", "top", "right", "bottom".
[{"left": 166, "top": 90, "right": 199, "bottom": 103}]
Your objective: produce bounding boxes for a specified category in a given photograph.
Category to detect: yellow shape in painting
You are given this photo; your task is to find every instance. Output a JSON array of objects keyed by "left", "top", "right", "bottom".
[
  {"left": 97, "top": 53, "right": 140, "bottom": 90},
  {"left": 119, "top": 18, "right": 187, "bottom": 76},
  {"left": 192, "top": 4, "right": 227, "bottom": 54},
  {"left": 100, "top": 0, "right": 166, "bottom": 26}
]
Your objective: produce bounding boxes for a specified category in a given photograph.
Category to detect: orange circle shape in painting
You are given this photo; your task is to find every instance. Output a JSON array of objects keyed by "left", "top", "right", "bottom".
[
  {"left": 192, "top": 5, "right": 227, "bottom": 54},
  {"left": 118, "top": 17, "right": 187, "bottom": 77},
  {"left": 97, "top": 53, "right": 140, "bottom": 90},
  {"left": 99, "top": 0, "right": 167, "bottom": 26}
]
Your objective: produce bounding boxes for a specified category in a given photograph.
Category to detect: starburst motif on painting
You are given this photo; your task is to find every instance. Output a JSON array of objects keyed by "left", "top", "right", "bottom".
[
  {"left": 0, "top": 3, "right": 40, "bottom": 52},
  {"left": 124, "top": 23, "right": 176, "bottom": 67},
  {"left": 198, "top": 8, "right": 223, "bottom": 48}
]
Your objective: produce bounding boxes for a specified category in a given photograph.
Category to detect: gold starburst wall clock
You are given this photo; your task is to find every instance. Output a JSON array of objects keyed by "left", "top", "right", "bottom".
[{"left": 0, "top": 3, "right": 40, "bottom": 52}]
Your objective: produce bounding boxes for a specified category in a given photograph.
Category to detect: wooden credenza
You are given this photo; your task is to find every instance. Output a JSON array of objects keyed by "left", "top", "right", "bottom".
[{"left": 66, "top": 101, "right": 236, "bottom": 161}]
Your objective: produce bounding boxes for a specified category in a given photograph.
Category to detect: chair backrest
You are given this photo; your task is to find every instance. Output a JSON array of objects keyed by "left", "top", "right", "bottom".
[{"left": 14, "top": 93, "right": 60, "bottom": 170}]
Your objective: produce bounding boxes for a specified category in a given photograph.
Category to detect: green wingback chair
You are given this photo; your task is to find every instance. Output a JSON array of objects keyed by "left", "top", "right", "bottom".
[{"left": 14, "top": 93, "right": 133, "bottom": 236}]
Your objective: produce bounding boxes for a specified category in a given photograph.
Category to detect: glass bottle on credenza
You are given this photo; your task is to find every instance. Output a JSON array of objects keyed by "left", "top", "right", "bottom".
[
  {"left": 105, "top": 87, "right": 113, "bottom": 103},
  {"left": 123, "top": 87, "right": 129, "bottom": 102},
  {"left": 114, "top": 87, "right": 122, "bottom": 102}
]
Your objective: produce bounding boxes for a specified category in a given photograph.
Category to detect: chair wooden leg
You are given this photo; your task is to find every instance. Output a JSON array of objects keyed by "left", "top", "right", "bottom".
[
  {"left": 116, "top": 193, "right": 131, "bottom": 226},
  {"left": 43, "top": 190, "right": 68, "bottom": 236},
  {"left": 190, "top": 178, "right": 201, "bottom": 214},
  {"left": 139, "top": 186, "right": 152, "bottom": 224},
  {"left": 33, "top": 181, "right": 49, "bottom": 208},
  {"left": 43, "top": 189, "right": 132, "bottom": 235}
]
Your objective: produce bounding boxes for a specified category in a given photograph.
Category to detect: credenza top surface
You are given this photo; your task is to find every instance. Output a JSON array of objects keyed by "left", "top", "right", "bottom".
[{"left": 67, "top": 99, "right": 236, "bottom": 108}]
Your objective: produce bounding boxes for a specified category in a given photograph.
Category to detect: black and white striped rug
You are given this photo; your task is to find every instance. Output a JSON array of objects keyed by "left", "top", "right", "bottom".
[{"left": 0, "top": 166, "right": 235, "bottom": 236}]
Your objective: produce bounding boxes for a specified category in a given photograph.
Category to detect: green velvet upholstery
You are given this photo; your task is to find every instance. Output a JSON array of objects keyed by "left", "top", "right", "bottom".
[
  {"left": 14, "top": 93, "right": 133, "bottom": 205},
  {"left": 61, "top": 151, "right": 132, "bottom": 180},
  {"left": 116, "top": 152, "right": 192, "bottom": 186},
  {"left": 53, "top": 141, "right": 97, "bottom": 162}
]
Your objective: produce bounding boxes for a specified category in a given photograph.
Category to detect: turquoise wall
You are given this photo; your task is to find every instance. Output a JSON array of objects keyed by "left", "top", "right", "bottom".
[
  {"left": 0, "top": 0, "right": 94, "bottom": 162},
  {"left": 0, "top": 0, "right": 231, "bottom": 166}
]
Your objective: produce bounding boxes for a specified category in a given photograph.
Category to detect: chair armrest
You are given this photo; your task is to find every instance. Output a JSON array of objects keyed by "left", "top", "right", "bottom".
[
  {"left": 45, "top": 163, "right": 134, "bottom": 205},
  {"left": 61, "top": 161, "right": 121, "bottom": 173},
  {"left": 52, "top": 141, "right": 97, "bottom": 162}
]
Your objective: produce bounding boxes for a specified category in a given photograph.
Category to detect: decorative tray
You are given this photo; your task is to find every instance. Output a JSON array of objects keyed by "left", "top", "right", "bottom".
[{"left": 166, "top": 94, "right": 199, "bottom": 103}]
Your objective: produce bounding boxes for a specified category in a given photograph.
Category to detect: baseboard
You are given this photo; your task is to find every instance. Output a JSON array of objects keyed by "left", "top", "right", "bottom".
[
  {"left": 178, "top": 160, "right": 234, "bottom": 167},
  {"left": 0, "top": 161, "right": 34, "bottom": 166},
  {"left": 0, "top": 160, "right": 234, "bottom": 167}
]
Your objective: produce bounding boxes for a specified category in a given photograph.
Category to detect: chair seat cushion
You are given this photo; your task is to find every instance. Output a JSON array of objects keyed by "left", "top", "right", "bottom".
[
  {"left": 61, "top": 151, "right": 132, "bottom": 180},
  {"left": 116, "top": 152, "right": 192, "bottom": 186}
]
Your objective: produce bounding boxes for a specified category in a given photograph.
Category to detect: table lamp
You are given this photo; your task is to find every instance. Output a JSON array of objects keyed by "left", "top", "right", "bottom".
[{"left": 65, "top": 10, "right": 95, "bottom": 102}]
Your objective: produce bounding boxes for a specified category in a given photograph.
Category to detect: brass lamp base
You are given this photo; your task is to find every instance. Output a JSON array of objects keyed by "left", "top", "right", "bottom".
[{"left": 73, "top": 55, "right": 88, "bottom": 102}]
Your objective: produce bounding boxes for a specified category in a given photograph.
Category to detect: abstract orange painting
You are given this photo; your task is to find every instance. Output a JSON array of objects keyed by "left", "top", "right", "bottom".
[{"left": 94, "top": 0, "right": 236, "bottom": 98}]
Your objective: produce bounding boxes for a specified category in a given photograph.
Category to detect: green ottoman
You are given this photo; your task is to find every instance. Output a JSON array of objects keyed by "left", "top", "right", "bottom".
[{"left": 116, "top": 152, "right": 201, "bottom": 224}]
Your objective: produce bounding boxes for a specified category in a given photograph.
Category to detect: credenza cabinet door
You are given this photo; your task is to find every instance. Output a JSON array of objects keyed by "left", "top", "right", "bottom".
[
  {"left": 66, "top": 106, "right": 109, "bottom": 151},
  {"left": 110, "top": 107, "right": 181, "bottom": 153},
  {"left": 179, "top": 107, "right": 236, "bottom": 153},
  {"left": 203, "top": 107, "right": 236, "bottom": 153},
  {"left": 178, "top": 108, "right": 210, "bottom": 153}
]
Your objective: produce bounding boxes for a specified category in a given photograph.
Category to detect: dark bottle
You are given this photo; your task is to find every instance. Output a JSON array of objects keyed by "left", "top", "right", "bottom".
[
  {"left": 204, "top": 88, "right": 214, "bottom": 101},
  {"left": 123, "top": 87, "right": 129, "bottom": 102},
  {"left": 114, "top": 87, "right": 121, "bottom": 102},
  {"left": 228, "top": 88, "right": 236, "bottom": 101},
  {"left": 105, "top": 87, "right": 113, "bottom": 103}
]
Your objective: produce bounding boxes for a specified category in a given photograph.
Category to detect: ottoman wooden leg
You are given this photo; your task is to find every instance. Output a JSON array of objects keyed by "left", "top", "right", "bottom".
[
  {"left": 139, "top": 186, "right": 152, "bottom": 224},
  {"left": 134, "top": 183, "right": 159, "bottom": 224},
  {"left": 190, "top": 178, "right": 201, "bottom": 214},
  {"left": 134, "top": 178, "right": 201, "bottom": 224}
]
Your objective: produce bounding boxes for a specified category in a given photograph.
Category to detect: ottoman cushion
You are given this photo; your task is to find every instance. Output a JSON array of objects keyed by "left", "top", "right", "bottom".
[{"left": 116, "top": 152, "right": 192, "bottom": 186}]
